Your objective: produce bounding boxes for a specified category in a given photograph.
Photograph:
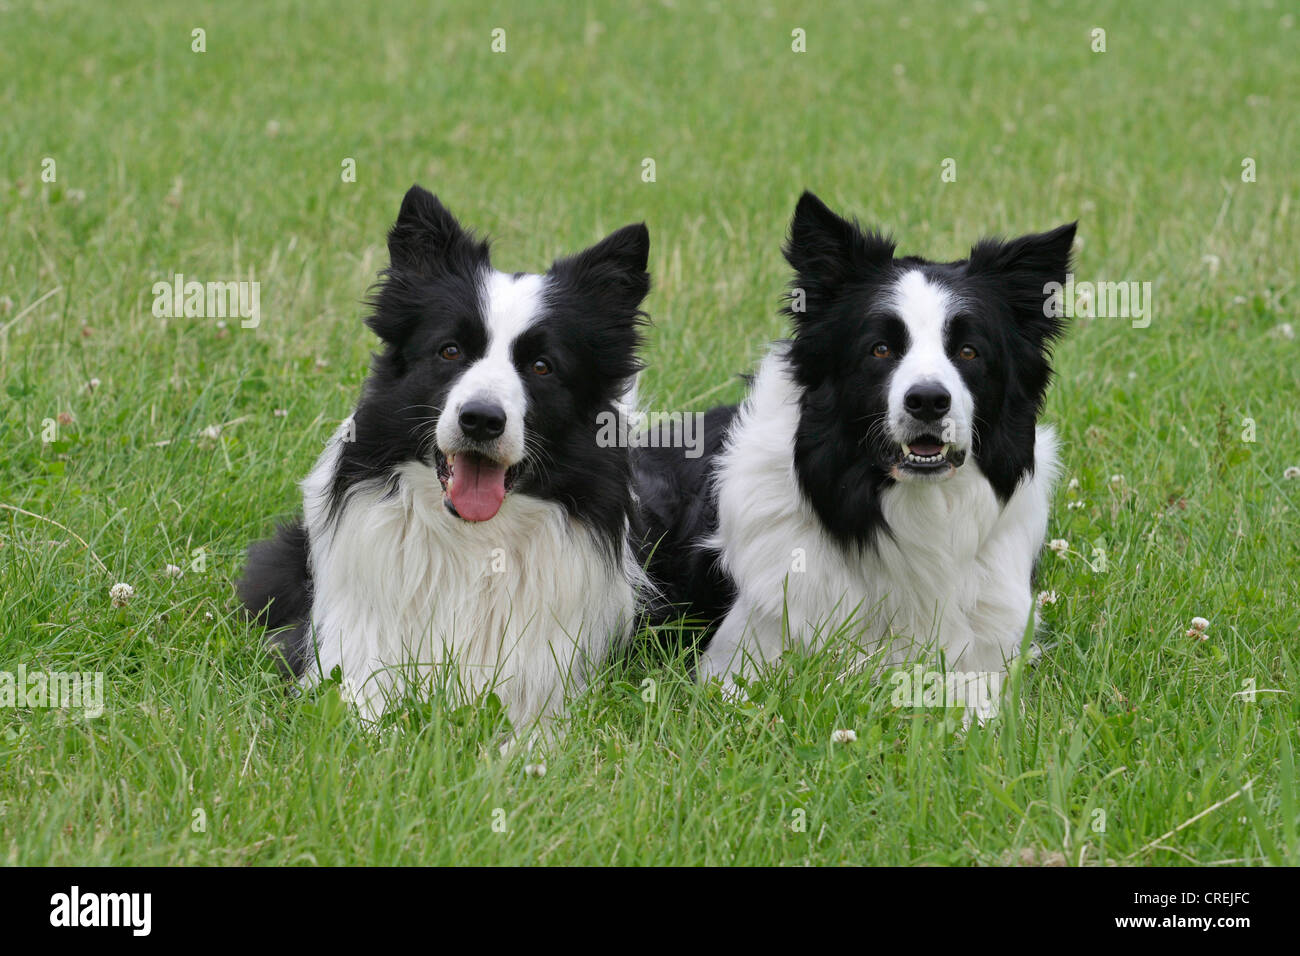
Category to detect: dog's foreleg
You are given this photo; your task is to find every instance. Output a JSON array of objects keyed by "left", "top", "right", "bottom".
[{"left": 697, "top": 599, "right": 785, "bottom": 692}]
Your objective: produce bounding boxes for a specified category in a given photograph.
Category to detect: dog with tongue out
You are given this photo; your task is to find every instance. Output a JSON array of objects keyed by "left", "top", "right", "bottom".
[
  {"left": 443, "top": 449, "right": 509, "bottom": 522},
  {"left": 239, "top": 185, "right": 652, "bottom": 733}
]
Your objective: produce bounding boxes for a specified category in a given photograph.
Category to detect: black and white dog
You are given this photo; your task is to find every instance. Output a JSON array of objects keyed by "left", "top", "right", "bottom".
[
  {"left": 240, "top": 186, "right": 651, "bottom": 728},
  {"left": 638, "top": 192, "right": 1074, "bottom": 701}
]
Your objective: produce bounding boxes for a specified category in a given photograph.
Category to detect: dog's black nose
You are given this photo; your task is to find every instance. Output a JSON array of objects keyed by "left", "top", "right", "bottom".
[
  {"left": 458, "top": 400, "right": 506, "bottom": 441},
  {"left": 903, "top": 383, "right": 951, "bottom": 421}
]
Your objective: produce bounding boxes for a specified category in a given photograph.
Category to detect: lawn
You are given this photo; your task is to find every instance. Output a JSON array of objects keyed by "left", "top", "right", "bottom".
[{"left": 1, "top": 0, "right": 1297, "bottom": 865}]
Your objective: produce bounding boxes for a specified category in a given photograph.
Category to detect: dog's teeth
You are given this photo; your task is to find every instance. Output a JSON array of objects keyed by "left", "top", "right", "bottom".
[
  {"left": 902, "top": 443, "right": 911, "bottom": 455},
  {"left": 903, "top": 448, "right": 946, "bottom": 464},
  {"left": 942, "top": 444, "right": 951, "bottom": 455}
]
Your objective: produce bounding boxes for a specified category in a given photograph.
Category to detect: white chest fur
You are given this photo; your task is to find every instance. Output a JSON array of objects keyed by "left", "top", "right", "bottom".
[
  {"left": 703, "top": 350, "right": 1059, "bottom": 685},
  {"left": 299, "top": 425, "right": 636, "bottom": 728}
]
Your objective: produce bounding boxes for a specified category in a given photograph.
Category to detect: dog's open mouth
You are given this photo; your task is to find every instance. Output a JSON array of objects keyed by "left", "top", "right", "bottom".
[
  {"left": 892, "top": 436, "right": 966, "bottom": 479},
  {"left": 435, "top": 450, "right": 519, "bottom": 522}
]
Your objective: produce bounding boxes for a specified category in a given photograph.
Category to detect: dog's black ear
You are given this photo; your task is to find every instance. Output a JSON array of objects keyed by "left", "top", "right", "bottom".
[
  {"left": 548, "top": 224, "right": 651, "bottom": 387},
  {"left": 386, "top": 185, "right": 486, "bottom": 274},
  {"left": 369, "top": 187, "right": 490, "bottom": 345},
  {"left": 968, "top": 222, "right": 1077, "bottom": 342},
  {"left": 784, "top": 191, "right": 894, "bottom": 320},
  {"left": 551, "top": 223, "right": 651, "bottom": 314}
]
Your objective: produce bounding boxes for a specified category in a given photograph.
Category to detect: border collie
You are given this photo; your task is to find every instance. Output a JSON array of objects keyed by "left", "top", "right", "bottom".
[
  {"left": 239, "top": 185, "right": 651, "bottom": 729},
  {"left": 637, "top": 191, "right": 1074, "bottom": 703}
]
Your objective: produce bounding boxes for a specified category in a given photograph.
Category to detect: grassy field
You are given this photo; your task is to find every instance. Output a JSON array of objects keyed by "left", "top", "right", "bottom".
[{"left": 1, "top": 0, "right": 1297, "bottom": 866}]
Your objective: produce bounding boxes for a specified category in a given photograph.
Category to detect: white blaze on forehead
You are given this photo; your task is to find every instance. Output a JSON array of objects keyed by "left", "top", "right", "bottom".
[
  {"left": 888, "top": 269, "right": 955, "bottom": 353},
  {"left": 480, "top": 270, "right": 547, "bottom": 355}
]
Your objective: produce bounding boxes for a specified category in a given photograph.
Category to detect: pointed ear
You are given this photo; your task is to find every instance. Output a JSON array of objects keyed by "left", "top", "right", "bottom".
[
  {"left": 368, "top": 187, "right": 489, "bottom": 346},
  {"left": 783, "top": 191, "right": 894, "bottom": 318},
  {"left": 386, "top": 185, "right": 487, "bottom": 274},
  {"left": 548, "top": 224, "right": 650, "bottom": 388},
  {"left": 550, "top": 223, "right": 651, "bottom": 311},
  {"left": 968, "top": 222, "right": 1077, "bottom": 340}
]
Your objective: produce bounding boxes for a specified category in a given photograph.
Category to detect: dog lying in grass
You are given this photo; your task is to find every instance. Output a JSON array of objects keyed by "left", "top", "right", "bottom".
[{"left": 240, "top": 186, "right": 652, "bottom": 730}]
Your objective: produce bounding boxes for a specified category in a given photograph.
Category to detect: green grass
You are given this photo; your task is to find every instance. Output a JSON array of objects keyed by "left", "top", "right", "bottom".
[{"left": 2, "top": 0, "right": 1297, "bottom": 865}]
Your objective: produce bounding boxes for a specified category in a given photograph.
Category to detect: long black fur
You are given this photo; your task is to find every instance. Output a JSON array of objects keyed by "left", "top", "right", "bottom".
[
  {"left": 633, "top": 405, "right": 738, "bottom": 631},
  {"left": 236, "top": 519, "right": 312, "bottom": 676}
]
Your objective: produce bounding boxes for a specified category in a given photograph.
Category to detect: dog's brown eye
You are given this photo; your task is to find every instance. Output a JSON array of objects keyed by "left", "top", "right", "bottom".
[
  {"left": 871, "top": 342, "right": 892, "bottom": 359},
  {"left": 531, "top": 358, "right": 552, "bottom": 376},
  {"left": 439, "top": 344, "right": 461, "bottom": 361},
  {"left": 958, "top": 345, "right": 978, "bottom": 360}
]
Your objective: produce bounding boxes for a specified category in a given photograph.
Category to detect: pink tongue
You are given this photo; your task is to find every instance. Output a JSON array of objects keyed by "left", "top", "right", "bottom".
[
  {"left": 448, "top": 455, "right": 507, "bottom": 521},
  {"left": 910, "top": 442, "right": 944, "bottom": 456}
]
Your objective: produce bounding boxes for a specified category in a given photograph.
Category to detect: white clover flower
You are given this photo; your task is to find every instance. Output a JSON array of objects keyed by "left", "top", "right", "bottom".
[
  {"left": 1067, "top": 477, "right": 1080, "bottom": 491},
  {"left": 1048, "top": 538, "right": 1069, "bottom": 555},
  {"left": 1275, "top": 323, "right": 1295, "bottom": 341},
  {"left": 1189, "top": 616, "right": 1210, "bottom": 633},
  {"left": 110, "top": 582, "right": 134, "bottom": 607},
  {"left": 1201, "top": 254, "right": 1220, "bottom": 276},
  {"left": 1109, "top": 474, "right": 1125, "bottom": 486},
  {"left": 1036, "top": 590, "right": 1059, "bottom": 609},
  {"left": 1284, "top": 466, "right": 1300, "bottom": 480},
  {"left": 524, "top": 763, "right": 547, "bottom": 778},
  {"left": 199, "top": 424, "right": 222, "bottom": 440},
  {"left": 265, "top": 119, "right": 281, "bottom": 137},
  {"left": 273, "top": 408, "right": 288, "bottom": 418},
  {"left": 1067, "top": 500, "right": 1086, "bottom": 510},
  {"left": 86, "top": 377, "right": 101, "bottom": 392},
  {"left": 164, "top": 564, "right": 183, "bottom": 578},
  {"left": 831, "top": 729, "right": 857, "bottom": 744}
]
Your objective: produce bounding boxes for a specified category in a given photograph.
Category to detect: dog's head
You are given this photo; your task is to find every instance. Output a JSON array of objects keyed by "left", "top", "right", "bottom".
[
  {"left": 784, "top": 191, "right": 1075, "bottom": 511},
  {"left": 345, "top": 185, "right": 649, "bottom": 525}
]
